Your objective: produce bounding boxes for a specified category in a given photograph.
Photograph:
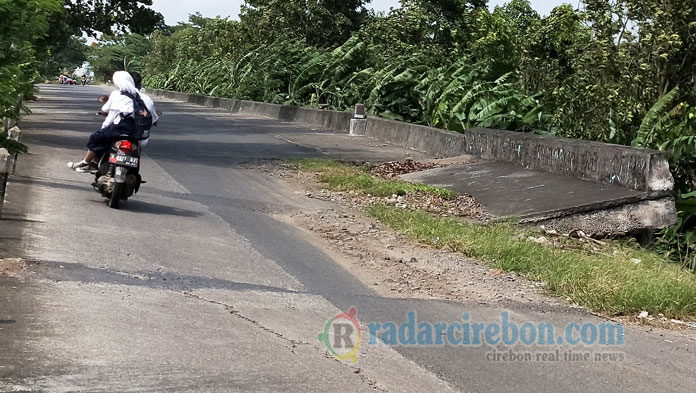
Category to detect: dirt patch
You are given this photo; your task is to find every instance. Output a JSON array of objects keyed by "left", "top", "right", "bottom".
[
  {"left": 370, "top": 156, "right": 477, "bottom": 179},
  {"left": 307, "top": 188, "right": 490, "bottom": 221},
  {"left": 0, "top": 258, "right": 31, "bottom": 278},
  {"left": 272, "top": 163, "right": 490, "bottom": 221},
  {"left": 264, "top": 167, "right": 555, "bottom": 306},
  {"left": 276, "top": 208, "right": 553, "bottom": 305},
  {"left": 371, "top": 159, "right": 445, "bottom": 179}
]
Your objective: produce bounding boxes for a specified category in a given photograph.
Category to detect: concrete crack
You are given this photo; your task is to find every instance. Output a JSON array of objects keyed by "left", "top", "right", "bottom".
[
  {"left": 324, "top": 356, "right": 387, "bottom": 393},
  {"left": 180, "top": 291, "right": 387, "bottom": 392},
  {"left": 180, "top": 291, "right": 309, "bottom": 352}
]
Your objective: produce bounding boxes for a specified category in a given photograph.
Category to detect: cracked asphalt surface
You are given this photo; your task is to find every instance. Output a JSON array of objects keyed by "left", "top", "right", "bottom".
[{"left": 1, "top": 85, "right": 695, "bottom": 392}]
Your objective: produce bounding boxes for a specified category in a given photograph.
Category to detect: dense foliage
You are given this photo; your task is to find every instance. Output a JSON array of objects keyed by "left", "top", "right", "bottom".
[
  {"left": 34, "top": 1, "right": 164, "bottom": 78},
  {"left": 0, "top": 0, "right": 60, "bottom": 128},
  {"left": 89, "top": 34, "right": 151, "bottom": 81},
  {"left": 239, "top": 0, "right": 372, "bottom": 47}
]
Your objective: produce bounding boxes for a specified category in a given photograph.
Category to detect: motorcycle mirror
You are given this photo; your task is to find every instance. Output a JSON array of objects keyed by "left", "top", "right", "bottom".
[{"left": 98, "top": 95, "right": 109, "bottom": 104}]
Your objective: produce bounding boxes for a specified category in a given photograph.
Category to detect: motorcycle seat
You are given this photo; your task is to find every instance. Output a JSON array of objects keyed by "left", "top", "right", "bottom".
[{"left": 115, "top": 135, "right": 142, "bottom": 144}]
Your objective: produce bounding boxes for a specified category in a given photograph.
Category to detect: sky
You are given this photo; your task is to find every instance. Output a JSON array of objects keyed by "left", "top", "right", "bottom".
[{"left": 151, "top": 0, "right": 570, "bottom": 26}]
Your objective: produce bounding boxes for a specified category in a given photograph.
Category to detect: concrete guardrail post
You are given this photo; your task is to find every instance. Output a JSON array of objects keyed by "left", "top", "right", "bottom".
[
  {"left": 0, "top": 148, "right": 10, "bottom": 219},
  {"left": 3, "top": 94, "right": 22, "bottom": 131},
  {"left": 350, "top": 103, "right": 367, "bottom": 136},
  {"left": 7, "top": 126, "right": 20, "bottom": 175}
]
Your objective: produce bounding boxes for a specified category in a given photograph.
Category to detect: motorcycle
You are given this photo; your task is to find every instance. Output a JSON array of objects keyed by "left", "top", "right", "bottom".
[
  {"left": 92, "top": 136, "right": 143, "bottom": 209},
  {"left": 91, "top": 95, "right": 149, "bottom": 209}
]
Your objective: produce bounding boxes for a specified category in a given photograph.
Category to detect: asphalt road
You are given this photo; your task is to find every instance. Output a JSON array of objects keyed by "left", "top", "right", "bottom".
[{"left": 0, "top": 85, "right": 694, "bottom": 392}]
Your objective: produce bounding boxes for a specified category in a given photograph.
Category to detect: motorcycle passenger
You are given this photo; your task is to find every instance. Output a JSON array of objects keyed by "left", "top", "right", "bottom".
[{"left": 128, "top": 71, "right": 158, "bottom": 148}]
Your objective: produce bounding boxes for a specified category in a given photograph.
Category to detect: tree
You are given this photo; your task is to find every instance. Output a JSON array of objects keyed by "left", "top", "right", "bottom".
[
  {"left": 360, "top": 0, "right": 489, "bottom": 60},
  {"left": 0, "top": 0, "right": 60, "bottom": 67},
  {"left": 35, "top": 0, "right": 164, "bottom": 78},
  {"left": 405, "top": 0, "right": 488, "bottom": 53},
  {"left": 146, "top": 14, "right": 247, "bottom": 75},
  {"left": 361, "top": 2, "right": 448, "bottom": 60},
  {"left": 89, "top": 34, "right": 151, "bottom": 81},
  {"left": 36, "top": 36, "right": 88, "bottom": 77},
  {"left": 240, "top": 0, "right": 371, "bottom": 47},
  {"left": 63, "top": 0, "right": 165, "bottom": 37},
  {"left": 0, "top": 0, "right": 61, "bottom": 119},
  {"left": 0, "top": 0, "right": 59, "bottom": 157},
  {"left": 470, "top": 0, "right": 541, "bottom": 77}
]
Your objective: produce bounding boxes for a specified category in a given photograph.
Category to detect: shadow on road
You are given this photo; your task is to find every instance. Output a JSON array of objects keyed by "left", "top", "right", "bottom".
[
  {"left": 122, "top": 199, "right": 204, "bottom": 217},
  {"left": 10, "top": 175, "right": 87, "bottom": 193},
  {"left": 23, "top": 260, "right": 302, "bottom": 294},
  {"left": 11, "top": 175, "right": 204, "bottom": 218}
]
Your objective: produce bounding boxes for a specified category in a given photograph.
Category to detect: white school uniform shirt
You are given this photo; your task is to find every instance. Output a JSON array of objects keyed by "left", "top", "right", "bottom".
[
  {"left": 101, "top": 90, "right": 134, "bottom": 129},
  {"left": 138, "top": 90, "right": 158, "bottom": 147},
  {"left": 139, "top": 90, "right": 159, "bottom": 124}
]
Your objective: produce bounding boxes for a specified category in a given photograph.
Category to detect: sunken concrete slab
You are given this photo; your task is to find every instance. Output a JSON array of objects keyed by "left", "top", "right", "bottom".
[{"left": 402, "top": 161, "right": 677, "bottom": 235}]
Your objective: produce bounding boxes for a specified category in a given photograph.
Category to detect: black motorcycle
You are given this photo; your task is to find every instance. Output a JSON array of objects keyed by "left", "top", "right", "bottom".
[
  {"left": 92, "top": 137, "right": 143, "bottom": 209},
  {"left": 91, "top": 94, "right": 147, "bottom": 209}
]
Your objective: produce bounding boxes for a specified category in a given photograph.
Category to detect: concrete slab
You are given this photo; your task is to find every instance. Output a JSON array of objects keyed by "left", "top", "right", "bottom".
[{"left": 402, "top": 161, "right": 651, "bottom": 219}]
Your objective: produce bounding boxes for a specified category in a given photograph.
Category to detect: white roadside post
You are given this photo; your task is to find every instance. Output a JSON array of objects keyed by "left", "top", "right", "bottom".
[
  {"left": 349, "top": 103, "right": 367, "bottom": 136},
  {"left": 0, "top": 148, "right": 10, "bottom": 219},
  {"left": 7, "top": 126, "right": 21, "bottom": 175}
]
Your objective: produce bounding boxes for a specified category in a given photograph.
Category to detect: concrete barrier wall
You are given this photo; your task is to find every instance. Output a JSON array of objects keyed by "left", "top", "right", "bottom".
[
  {"left": 364, "top": 118, "right": 674, "bottom": 193},
  {"left": 146, "top": 88, "right": 354, "bottom": 133},
  {"left": 146, "top": 88, "right": 674, "bottom": 194}
]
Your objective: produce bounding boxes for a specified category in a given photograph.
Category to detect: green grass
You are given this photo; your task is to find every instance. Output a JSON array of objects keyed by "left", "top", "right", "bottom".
[
  {"left": 368, "top": 204, "right": 696, "bottom": 318},
  {"left": 288, "top": 158, "right": 456, "bottom": 199},
  {"left": 288, "top": 157, "right": 346, "bottom": 172}
]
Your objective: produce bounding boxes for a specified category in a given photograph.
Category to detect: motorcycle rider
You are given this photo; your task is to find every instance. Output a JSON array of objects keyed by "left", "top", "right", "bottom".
[{"left": 68, "top": 71, "right": 140, "bottom": 173}]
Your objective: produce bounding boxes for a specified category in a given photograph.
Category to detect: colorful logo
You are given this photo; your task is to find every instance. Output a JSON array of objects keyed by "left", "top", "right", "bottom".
[{"left": 318, "top": 307, "right": 361, "bottom": 363}]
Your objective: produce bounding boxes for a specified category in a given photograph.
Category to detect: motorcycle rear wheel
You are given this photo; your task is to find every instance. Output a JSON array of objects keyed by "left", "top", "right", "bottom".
[{"left": 109, "top": 182, "right": 123, "bottom": 209}]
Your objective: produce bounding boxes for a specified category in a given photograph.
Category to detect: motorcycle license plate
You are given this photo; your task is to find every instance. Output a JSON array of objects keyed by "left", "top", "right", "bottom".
[{"left": 109, "top": 154, "right": 139, "bottom": 168}]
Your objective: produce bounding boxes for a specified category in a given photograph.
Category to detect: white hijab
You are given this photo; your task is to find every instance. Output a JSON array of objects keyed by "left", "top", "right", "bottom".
[
  {"left": 112, "top": 71, "right": 138, "bottom": 95},
  {"left": 101, "top": 71, "right": 137, "bottom": 128}
]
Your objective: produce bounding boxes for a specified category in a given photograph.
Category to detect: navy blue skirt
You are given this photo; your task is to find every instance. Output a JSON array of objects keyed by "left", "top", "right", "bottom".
[{"left": 87, "top": 118, "right": 136, "bottom": 153}]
